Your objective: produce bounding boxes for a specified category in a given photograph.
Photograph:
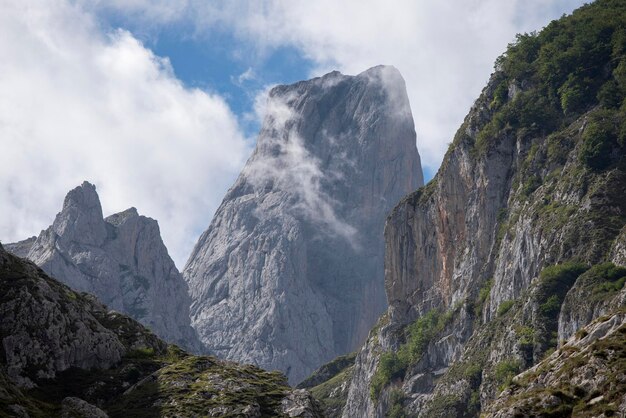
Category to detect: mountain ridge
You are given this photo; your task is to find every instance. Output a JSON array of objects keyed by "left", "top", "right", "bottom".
[{"left": 5, "top": 181, "right": 203, "bottom": 353}]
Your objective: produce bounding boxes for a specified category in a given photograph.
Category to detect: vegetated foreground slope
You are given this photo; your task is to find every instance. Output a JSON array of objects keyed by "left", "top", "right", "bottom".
[
  {"left": 184, "top": 65, "right": 423, "bottom": 384},
  {"left": 330, "top": 0, "right": 626, "bottom": 416},
  {"left": 0, "top": 244, "right": 322, "bottom": 417}
]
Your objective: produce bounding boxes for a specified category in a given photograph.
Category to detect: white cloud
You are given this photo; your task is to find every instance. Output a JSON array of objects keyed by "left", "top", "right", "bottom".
[
  {"left": 0, "top": 0, "right": 250, "bottom": 267},
  {"left": 244, "top": 92, "right": 358, "bottom": 245},
  {"left": 0, "top": 0, "right": 588, "bottom": 267},
  {"left": 91, "top": 0, "right": 586, "bottom": 175}
]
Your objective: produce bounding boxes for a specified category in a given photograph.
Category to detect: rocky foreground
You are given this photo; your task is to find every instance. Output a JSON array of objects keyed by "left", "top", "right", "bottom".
[{"left": 0, "top": 244, "right": 322, "bottom": 417}]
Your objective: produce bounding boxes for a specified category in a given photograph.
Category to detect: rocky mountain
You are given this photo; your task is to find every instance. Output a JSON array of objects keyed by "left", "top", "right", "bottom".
[
  {"left": 301, "top": 0, "right": 626, "bottom": 416},
  {"left": 0, "top": 243, "right": 323, "bottom": 417},
  {"left": 5, "top": 182, "right": 203, "bottom": 353},
  {"left": 184, "top": 65, "right": 423, "bottom": 383}
]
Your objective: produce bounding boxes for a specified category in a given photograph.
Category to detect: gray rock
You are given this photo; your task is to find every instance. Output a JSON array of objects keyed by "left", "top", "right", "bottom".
[
  {"left": 3, "top": 236, "right": 36, "bottom": 259},
  {"left": 0, "top": 246, "right": 126, "bottom": 387},
  {"left": 184, "top": 65, "right": 423, "bottom": 384},
  {"left": 342, "top": 52, "right": 626, "bottom": 417},
  {"left": 61, "top": 397, "right": 109, "bottom": 418},
  {"left": 281, "top": 389, "right": 325, "bottom": 417},
  {"left": 11, "top": 182, "right": 203, "bottom": 353}
]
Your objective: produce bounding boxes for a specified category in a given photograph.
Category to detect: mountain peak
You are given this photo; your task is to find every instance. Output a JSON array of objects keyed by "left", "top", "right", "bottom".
[
  {"left": 105, "top": 207, "right": 140, "bottom": 227},
  {"left": 184, "top": 66, "right": 423, "bottom": 383},
  {"left": 53, "top": 181, "right": 106, "bottom": 246}
]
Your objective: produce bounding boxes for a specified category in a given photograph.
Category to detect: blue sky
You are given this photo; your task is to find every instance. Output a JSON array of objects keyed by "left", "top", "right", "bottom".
[
  {"left": 0, "top": 0, "right": 587, "bottom": 266},
  {"left": 100, "top": 8, "right": 315, "bottom": 138}
]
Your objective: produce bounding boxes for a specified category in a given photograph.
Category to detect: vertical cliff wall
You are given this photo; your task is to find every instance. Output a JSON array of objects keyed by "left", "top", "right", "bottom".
[
  {"left": 184, "top": 66, "right": 423, "bottom": 383},
  {"left": 342, "top": 1, "right": 626, "bottom": 416}
]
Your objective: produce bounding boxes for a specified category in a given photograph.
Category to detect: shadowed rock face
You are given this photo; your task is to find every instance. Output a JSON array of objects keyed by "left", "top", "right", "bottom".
[
  {"left": 7, "top": 182, "right": 203, "bottom": 353},
  {"left": 184, "top": 65, "right": 423, "bottom": 384}
]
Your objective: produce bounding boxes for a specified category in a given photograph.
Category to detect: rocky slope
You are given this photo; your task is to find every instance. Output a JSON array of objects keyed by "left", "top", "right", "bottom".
[
  {"left": 184, "top": 65, "right": 423, "bottom": 383},
  {"left": 6, "top": 182, "right": 203, "bottom": 353},
  {"left": 0, "top": 244, "right": 323, "bottom": 417},
  {"left": 483, "top": 310, "right": 626, "bottom": 417},
  {"left": 297, "top": 352, "right": 356, "bottom": 417},
  {"left": 337, "top": 0, "right": 626, "bottom": 416}
]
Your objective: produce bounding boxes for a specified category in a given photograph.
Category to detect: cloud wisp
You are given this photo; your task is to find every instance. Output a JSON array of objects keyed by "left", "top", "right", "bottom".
[{"left": 243, "top": 92, "right": 359, "bottom": 246}]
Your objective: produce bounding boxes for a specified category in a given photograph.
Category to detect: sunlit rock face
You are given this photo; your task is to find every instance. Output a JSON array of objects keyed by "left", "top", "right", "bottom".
[
  {"left": 184, "top": 65, "right": 423, "bottom": 384},
  {"left": 7, "top": 181, "right": 203, "bottom": 353}
]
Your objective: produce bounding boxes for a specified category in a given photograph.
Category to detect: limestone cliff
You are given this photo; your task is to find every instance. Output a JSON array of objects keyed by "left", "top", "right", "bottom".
[
  {"left": 7, "top": 182, "right": 203, "bottom": 353},
  {"left": 340, "top": 1, "right": 626, "bottom": 416},
  {"left": 184, "top": 65, "right": 423, "bottom": 383}
]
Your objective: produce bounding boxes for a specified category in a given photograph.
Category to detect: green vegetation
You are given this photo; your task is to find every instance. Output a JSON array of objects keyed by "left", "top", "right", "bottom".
[
  {"left": 521, "top": 175, "right": 542, "bottom": 197},
  {"left": 126, "top": 347, "right": 156, "bottom": 359},
  {"left": 497, "top": 300, "right": 515, "bottom": 317},
  {"left": 303, "top": 352, "right": 357, "bottom": 416},
  {"left": 536, "top": 262, "right": 589, "bottom": 306},
  {"left": 422, "top": 394, "right": 462, "bottom": 418},
  {"left": 473, "top": 0, "right": 626, "bottom": 161},
  {"left": 298, "top": 352, "right": 356, "bottom": 389},
  {"left": 535, "top": 262, "right": 589, "bottom": 353},
  {"left": 579, "top": 109, "right": 622, "bottom": 170},
  {"left": 370, "top": 309, "right": 455, "bottom": 402},
  {"left": 497, "top": 320, "right": 626, "bottom": 417},
  {"left": 587, "top": 262, "right": 626, "bottom": 295},
  {"left": 539, "top": 295, "right": 561, "bottom": 316},
  {"left": 108, "top": 355, "right": 290, "bottom": 418},
  {"left": 473, "top": 279, "right": 493, "bottom": 317},
  {"left": 494, "top": 359, "right": 521, "bottom": 392},
  {"left": 516, "top": 326, "right": 535, "bottom": 353},
  {"left": 387, "top": 389, "right": 408, "bottom": 418},
  {"left": 309, "top": 364, "right": 354, "bottom": 417}
]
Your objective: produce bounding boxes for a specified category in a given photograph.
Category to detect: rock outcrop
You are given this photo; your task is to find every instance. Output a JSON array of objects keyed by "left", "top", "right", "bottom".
[
  {"left": 484, "top": 312, "right": 626, "bottom": 417},
  {"left": 339, "top": 1, "right": 626, "bottom": 416},
  {"left": 0, "top": 244, "right": 323, "bottom": 417},
  {"left": 7, "top": 182, "right": 203, "bottom": 352},
  {"left": 184, "top": 65, "right": 423, "bottom": 383}
]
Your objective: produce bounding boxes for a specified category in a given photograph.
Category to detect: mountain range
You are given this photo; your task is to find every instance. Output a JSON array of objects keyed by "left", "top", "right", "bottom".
[{"left": 2, "top": 0, "right": 626, "bottom": 416}]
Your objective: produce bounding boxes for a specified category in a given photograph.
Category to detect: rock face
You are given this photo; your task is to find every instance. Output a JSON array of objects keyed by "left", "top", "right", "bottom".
[
  {"left": 484, "top": 312, "right": 626, "bottom": 417},
  {"left": 0, "top": 244, "right": 323, "bottom": 417},
  {"left": 8, "top": 182, "right": 203, "bottom": 353},
  {"left": 0, "top": 244, "right": 129, "bottom": 389},
  {"left": 340, "top": 1, "right": 626, "bottom": 416},
  {"left": 184, "top": 65, "right": 423, "bottom": 383}
]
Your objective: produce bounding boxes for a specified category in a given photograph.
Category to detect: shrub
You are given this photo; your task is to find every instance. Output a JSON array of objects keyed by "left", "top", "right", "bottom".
[
  {"left": 558, "top": 75, "right": 589, "bottom": 114},
  {"left": 370, "top": 352, "right": 404, "bottom": 402},
  {"left": 516, "top": 326, "right": 535, "bottom": 349},
  {"left": 387, "top": 389, "right": 407, "bottom": 418},
  {"left": 474, "top": 279, "right": 493, "bottom": 317},
  {"left": 522, "top": 175, "right": 542, "bottom": 197},
  {"left": 126, "top": 347, "right": 156, "bottom": 359},
  {"left": 586, "top": 262, "right": 626, "bottom": 295},
  {"left": 494, "top": 359, "right": 521, "bottom": 392},
  {"left": 370, "top": 309, "right": 454, "bottom": 401},
  {"left": 597, "top": 80, "right": 623, "bottom": 108},
  {"left": 537, "top": 262, "right": 589, "bottom": 304},
  {"left": 497, "top": 300, "right": 515, "bottom": 317},
  {"left": 490, "top": 82, "right": 509, "bottom": 110},
  {"left": 398, "top": 310, "right": 449, "bottom": 365},
  {"left": 539, "top": 294, "right": 561, "bottom": 316},
  {"left": 579, "top": 110, "right": 618, "bottom": 170}
]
